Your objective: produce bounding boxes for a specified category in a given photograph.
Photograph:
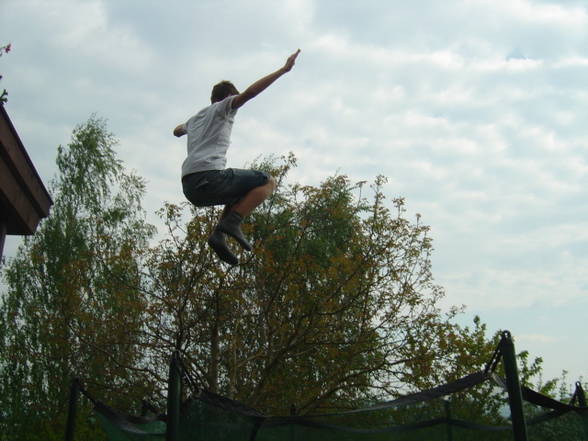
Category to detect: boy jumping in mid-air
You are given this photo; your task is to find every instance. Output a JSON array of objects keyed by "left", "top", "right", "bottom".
[{"left": 174, "top": 49, "right": 301, "bottom": 265}]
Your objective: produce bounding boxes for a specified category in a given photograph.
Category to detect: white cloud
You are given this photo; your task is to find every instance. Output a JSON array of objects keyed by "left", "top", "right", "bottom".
[
  {"left": 517, "top": 334, "right": 559, "bottom": 345},
  {"left": 493, "top": 0, "right": 588, "bottom": 25},
  {"left": 14, "top": 0, "right": 155, "bottom": 72},
  {"left": 555, "top": 56, "right": 588, "bottom": 67},
  {"left": 475, "top": 57, "right": 544, "bottom": 72}
]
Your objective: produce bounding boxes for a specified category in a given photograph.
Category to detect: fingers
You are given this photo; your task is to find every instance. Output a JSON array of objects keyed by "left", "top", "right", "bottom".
[
  {"left": 284, "top": 49, "right": 301, "bottom": 71},
  {"left": 282, "top": 49, "right": 301, "bottom": 72}
]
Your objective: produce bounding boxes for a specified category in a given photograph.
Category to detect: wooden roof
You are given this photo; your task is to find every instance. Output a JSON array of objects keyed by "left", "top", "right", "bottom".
[{"left": 0, "top": 105, "right": 52, "bottom": 236}]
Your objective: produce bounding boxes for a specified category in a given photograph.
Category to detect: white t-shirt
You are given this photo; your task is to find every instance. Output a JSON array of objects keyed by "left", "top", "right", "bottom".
[{"left": 181, "top": 96, "right": 238, "bottom": 177}]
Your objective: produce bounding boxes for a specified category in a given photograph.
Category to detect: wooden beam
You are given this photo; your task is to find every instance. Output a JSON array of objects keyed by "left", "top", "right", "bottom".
[{"left": 0, "top": 105, "right": 52, "bottom": 235}]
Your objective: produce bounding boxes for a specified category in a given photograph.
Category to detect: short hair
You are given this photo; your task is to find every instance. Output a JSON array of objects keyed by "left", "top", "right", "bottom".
[{"left": 211, "top": 81, "right": 239, "bottom": 103}]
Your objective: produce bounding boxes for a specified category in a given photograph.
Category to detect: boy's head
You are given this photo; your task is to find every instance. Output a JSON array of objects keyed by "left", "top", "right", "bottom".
[{"left": 211, "top": 81, "right": 239, "bottom": 103}]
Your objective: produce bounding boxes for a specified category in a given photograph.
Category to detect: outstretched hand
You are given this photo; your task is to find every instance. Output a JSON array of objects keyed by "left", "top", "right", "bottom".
[
  {"left": 283, "top": 49, "right": 301, "bottom": 72},
  {"left": 231, "top": 49, "right": 302, "bottom": 109}
]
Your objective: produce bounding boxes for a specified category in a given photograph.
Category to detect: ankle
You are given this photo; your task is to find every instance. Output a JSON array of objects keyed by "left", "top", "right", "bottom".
[{"left": 230, "top": 210, "right": 245, "bottom": 220}]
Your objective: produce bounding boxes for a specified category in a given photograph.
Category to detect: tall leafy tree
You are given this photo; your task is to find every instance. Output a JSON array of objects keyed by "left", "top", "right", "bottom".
[
  {"left": 141, "top": 154, "right": 572, "bottom": 419},
  {"left": 138, "top": 154, "right": 461, "bottom": 415},
  {"left": 0, "top": 116, "right": 155, "bottom": 440}
]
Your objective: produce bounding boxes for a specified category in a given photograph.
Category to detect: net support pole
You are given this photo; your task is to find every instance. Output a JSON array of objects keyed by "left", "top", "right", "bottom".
[
  {"left": 64, "top": 378, "right": 80, "bottom": 441},
  {"left": 500, "top": 331, "right": 528, "bottom": 441},
  {"left": 166, "top": 352, "right": 181, "bottom": 441},
  {"left": 575, "top": 382, "right": 588, "bottom": 441},
  {"left": 444, "top": 400, "right": 454, "bottom": 441},
  {"left": 0, "top": 221, "right": 6, "bottom": 261}
]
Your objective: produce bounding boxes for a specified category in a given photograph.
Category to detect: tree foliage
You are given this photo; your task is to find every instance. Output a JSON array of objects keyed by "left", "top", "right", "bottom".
[
  {"left": 0, "top": 116, "right": 155, "bottom": 439},
  {"left": 138, "top": 154, "right": 470, "bottom": 415},
  {"left": 0, "top": 120, "right": 576, "bottom": 440}
]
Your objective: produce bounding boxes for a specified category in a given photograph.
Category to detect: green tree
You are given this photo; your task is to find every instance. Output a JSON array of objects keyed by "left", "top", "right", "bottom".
[
  {"left": 138, "top": 154, "right": 573, "bottom": 423},
  {"left": 399, "top": 315, "right": 583, "bottom": 431},
  {"left": 0, "top": 116, "right": 155, "bottom": 440},
  {"left": 138, "top": 154, "right": 462, "bottom": 415}
]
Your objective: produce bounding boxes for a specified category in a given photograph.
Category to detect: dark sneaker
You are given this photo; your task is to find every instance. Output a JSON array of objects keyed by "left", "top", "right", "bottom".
[
  {"left": 207, "top": 230, "right": 239, "bottom": 266},
  {"left": 217, "top": 211, "right": 252, "bottom": 251}
]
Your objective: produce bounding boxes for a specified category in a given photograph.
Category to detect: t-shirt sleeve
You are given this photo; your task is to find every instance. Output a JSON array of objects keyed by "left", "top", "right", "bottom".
[{"left": 216, "top": 96, "right": 238, "bottom": 117}]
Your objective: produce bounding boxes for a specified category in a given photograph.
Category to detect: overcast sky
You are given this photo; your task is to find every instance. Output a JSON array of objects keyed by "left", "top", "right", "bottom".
[{"left": 2, "top": 0, "right": 587, "bottom": 386}]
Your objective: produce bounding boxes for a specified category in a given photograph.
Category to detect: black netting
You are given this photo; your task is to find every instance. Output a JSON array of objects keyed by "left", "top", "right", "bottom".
[
  {"left": 84, "top": 338, "right": 588, "bottom": 441},
  {"left": 91, "top": 373, "right": 588, "bottom": 441}
]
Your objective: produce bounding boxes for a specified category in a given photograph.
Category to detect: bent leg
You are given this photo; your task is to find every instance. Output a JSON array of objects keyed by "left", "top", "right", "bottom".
[
  {"left": 231, "top": 176, "right": 276, "bottom": 217},
  {"left": 217, "top": 177, "right": 276, "bottom": 251}
]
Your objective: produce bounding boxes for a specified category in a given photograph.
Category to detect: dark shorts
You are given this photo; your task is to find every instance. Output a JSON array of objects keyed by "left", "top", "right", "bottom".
[{"left": 182, "top": 168, "right": 269, "bottom": 207}]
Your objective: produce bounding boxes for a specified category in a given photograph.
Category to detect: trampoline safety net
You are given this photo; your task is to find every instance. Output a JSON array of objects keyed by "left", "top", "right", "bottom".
[
  {"left": 90, "top": 372, "right": 588, "bottom": 441},
  {"left": 71, "top": 333, "right": 587, "bottom": 441}
]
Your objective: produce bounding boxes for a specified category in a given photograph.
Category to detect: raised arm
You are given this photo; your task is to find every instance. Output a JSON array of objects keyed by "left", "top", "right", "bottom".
[{"left": 231, "top": 49, "right": 301, "bottom": 110}]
